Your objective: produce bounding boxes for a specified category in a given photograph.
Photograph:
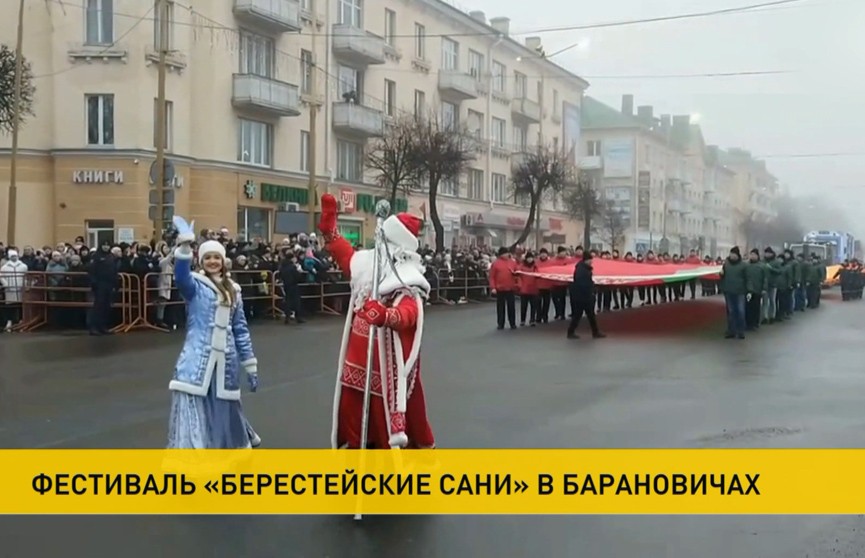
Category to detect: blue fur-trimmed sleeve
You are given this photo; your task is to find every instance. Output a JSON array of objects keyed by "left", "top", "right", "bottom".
[
  {"left": 231, "top": 287, "right": 257, "bottom": 374},
  {"left": 173, "top": 245, "right": 197, "bottom": 301}
]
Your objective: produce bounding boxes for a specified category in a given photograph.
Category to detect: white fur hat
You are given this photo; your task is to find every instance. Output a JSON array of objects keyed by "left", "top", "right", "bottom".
[{"left": 198, "top": 240, "right": 226, "bottom": 265}]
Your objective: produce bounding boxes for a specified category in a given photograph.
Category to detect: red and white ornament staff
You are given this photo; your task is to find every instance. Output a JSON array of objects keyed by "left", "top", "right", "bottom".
[{"left": 318, "top": 194, "right": 436, "bottom": 449}]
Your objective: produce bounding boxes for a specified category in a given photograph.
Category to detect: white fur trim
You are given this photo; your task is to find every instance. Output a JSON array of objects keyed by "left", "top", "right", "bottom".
[
  {"left": 174, "top": 245, "right": 193, "bottom": 260},
  {"left": 349, "top": 248, "right": 431, "bottom": 299},
  {"left": 389, "top": 432, "right": 408, "bottom": 449},
  {"left": 198, "top": 240, "right": 226, "bottom": 265},
  {"left": 241, "top": 358, "right": 258, "bottom": 375},
  {"left": 382, "top": 215, "right": 419, "bottom": 252}
]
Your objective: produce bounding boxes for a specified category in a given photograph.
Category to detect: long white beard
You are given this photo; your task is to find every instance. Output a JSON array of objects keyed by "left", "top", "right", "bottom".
[{"left": 349, "top": 244, "right": 430, "bottom": 310}]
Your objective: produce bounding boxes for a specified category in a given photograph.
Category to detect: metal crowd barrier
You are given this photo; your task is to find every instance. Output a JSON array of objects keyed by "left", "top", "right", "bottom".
[{"left": 1, "top": 268, "right": 493, "bottom": 334}]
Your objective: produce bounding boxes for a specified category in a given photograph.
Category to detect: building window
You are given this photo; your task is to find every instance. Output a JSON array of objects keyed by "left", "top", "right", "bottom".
[
  {"left": 337, "top": 140, "right": 363, "bottom": 182},
  {"left": 439, "top": 178, "right": 457, "bottom": 197},
  {"left": 86, "top": 94, "right": 114, "bottom": 146},
  {"left": 491, "top": 117, "right": 506, "bottom": 147},
  {"left": 153, "top": 98, "right": 173, "bottom": 151},
  {"left": 492, "top": 173, "right": 507, "bottom": 203},
  {"left": 85, "top": 0, "right": 113, "bottom": 45},
  {"left": 514, "top": 125, "right": 527, "bottom": 151},
  {"left": 86, "top": 219, "right": 115, "bottom": 247},
  {"left": 384, "top": 79, "right": 396, "bottom": 117},
  {"left": 441, "top": 38, "right": 458, "bottom": 71},
  {"left": 338, "top": 0, "right": 362, "bottom": 27},
  {"left": 587, "top": 140, "right": 601, "bottom": 156},
  {"left": 300, "top": 50, "right": 313, "bottom": 94},
  {"left": 384, "top": 9, "right": 396, "bottom": 45},
  {"left": 237, "top": 206, "right": 271, "bottom": 242},
  {"left": 492, "top": 61, "right": 505, "bottom": 92},
  {"left": 414, "top": 23, "right": 426, "bottom": 60},
  {"left": 238, "top": 119, "right": 272, "bottom": 167},
  {"left": 514, "top": 71, "right": 527, "bottom": 98},
  {"left": 441, "top": 101, "right": 457, "bottom": 130},
  {"left": 240, "top": 31, "right": 274, "bottom": 77},
  {"left": 553, "top": 89, "right": 560, "bottom": 114},
  {"left": 414, "top": 90, "right": 425, "bottom": 117},
  {"left": 467, "top": 109, "right": 483, "bottom": 139},
  {"left": 153, "top": 0, "right": 174, "bottom": 50},
  {"left": 468, "top": 50, "right": 484, "bottom": 78},
  {"left": 300, "top": 130, "right": 309, "bottom": 172},
  {"left": 338, "top": 65, "right": 363, "bottom": 100},
  {"left": 468, "top": 169, "right": 483, "bottom": 200}
]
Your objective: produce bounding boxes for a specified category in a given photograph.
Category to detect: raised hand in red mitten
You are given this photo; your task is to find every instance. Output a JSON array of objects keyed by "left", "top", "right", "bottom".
[{"left": 318, "top": 194, "right": 338, "bottom": 235}]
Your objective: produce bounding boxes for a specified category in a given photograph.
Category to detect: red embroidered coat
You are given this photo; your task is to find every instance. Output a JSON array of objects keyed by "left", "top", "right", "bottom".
[{"left": 325, "top": 232, "right": 435, "bottom": 450}]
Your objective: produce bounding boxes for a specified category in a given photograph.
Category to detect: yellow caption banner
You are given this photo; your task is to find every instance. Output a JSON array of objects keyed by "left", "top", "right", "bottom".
[{"left": 0, "top": 449, "right": 862, "bottom": 514}]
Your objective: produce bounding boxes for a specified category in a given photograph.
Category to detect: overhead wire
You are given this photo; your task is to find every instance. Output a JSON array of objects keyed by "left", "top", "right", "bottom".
[{"left": 34, "top": 4, "right": 154, "bottom": 79}]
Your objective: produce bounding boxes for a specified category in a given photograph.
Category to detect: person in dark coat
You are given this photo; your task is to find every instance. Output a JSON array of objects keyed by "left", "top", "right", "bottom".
[
  {"left": 278, "top": 251, "right": 305, "bottom": 324},
  {"left": 87, "top": 240, "right": 119, "bottom": 335},
  {"left": 566, "top": 252, "right": 605, "bottom": 340}
]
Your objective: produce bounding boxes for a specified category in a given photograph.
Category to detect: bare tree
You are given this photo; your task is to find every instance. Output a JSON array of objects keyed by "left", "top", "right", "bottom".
[
  {"left": 410, "top": 112, "right": 476, "bottom": 253},
  {"left": 510, "top": 146, "right": 570, "bottom": 249},
  {"left": 366, "top": 114, "right": 422, "bottom": 208},
  {"left": 0, "top": 44, "right": 36, "bottom": 134},
  {"left": 601, "top": 199, "right": 627, "bottom": 251},
  {"left": 564, "top": 171, "right": 603, "bottom": 248}
]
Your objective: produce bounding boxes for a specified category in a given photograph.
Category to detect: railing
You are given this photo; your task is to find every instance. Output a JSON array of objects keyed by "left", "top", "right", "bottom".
[{"left": 2, "top": 269, "right": 495, "bottom": 334}]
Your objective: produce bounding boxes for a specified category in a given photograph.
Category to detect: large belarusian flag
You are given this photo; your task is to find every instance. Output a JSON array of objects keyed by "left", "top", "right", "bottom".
[{"left": 520, "top": 259, "right": 722, "bottom": 287}]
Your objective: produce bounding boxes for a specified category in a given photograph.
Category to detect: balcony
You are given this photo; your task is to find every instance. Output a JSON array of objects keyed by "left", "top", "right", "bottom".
[
  {"left": 332, "top": 101, "right": 384, "bottom": 137},
  {"left": 438, "top": 70, "right": 480, "bottom": 101},
  {"left": 232, "top": 74, "right": 301, "bottom": 117},
  {"left": 511, "top": 149, "right": 532, "bottom": 170},
  {"left": 511, "top": 96, "right": 541, "bottom": 124},
  {"left": 233, "top": 0, "right": 301, "bottom": 33},
  {"left": 332, "top": 24, "right": 386, "bottom": 66}
]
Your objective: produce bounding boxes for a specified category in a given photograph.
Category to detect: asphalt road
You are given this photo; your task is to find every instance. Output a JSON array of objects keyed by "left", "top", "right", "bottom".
[{"left": 1, "top": 293, "right": 864, "bottom": 558}]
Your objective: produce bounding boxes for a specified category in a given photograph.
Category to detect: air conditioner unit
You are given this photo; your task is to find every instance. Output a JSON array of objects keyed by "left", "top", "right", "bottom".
[{"left": 281, "top": 202, "right": 300, "bottom": 212}]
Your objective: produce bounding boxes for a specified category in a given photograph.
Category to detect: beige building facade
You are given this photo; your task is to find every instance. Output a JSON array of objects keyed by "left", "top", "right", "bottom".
[
  {"left": 579, "top": 95, "right": 741, "bottom": 257},
  {"left": 0, "top": 0, "right": 585, "bottom": 248}
]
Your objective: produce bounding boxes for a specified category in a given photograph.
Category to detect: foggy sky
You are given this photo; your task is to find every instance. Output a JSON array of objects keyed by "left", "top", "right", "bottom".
[{"left": 462, "top": 0, "right": 865, "bottom": 238}]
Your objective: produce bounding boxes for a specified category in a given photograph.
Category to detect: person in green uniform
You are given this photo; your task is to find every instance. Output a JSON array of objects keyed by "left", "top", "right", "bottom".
[
  {"left": 744, "top": 248, "right": 766, "bottom": 331},
  {"left": 794, "top": 253, "right": 810, "bottom": 311},
  {"left": 762, "top": 246, "right": 781, "bottom": 324},
  {"left": 719, "top": 246, "right": 748, "bottom": 339}
]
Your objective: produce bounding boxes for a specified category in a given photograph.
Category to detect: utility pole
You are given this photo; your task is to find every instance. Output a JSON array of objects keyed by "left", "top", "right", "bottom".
[
  {"left": 306, "top": 58, "right": 318, "bottom": 233},
  {"left": 6, "top": 0, "right": 26, "bottom": 245},
  {"left": 535, "top": 49, "right": 546, "bottom": 252},
  {"left": 153, "top": 0, "right": 169, "bottom": 240}
]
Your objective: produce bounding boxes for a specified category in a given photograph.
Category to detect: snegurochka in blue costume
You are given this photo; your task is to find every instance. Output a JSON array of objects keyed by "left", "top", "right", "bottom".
[{"left": 166, "top": 217, "right": 261, "bottom": 449}]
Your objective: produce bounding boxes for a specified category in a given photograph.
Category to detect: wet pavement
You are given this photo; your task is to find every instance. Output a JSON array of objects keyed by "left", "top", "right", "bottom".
[{"left": 1, "top": 295, "right": 864, "bottom": 557}]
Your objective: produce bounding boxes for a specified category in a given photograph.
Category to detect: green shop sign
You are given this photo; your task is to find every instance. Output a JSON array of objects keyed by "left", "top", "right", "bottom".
[
  {"left": 355, "top": 193, "right": 408, "bottom": 214},
  {"left": 260, "top": 183, "right": 309, "bottom": 205},
  {"left": 260, "top": 183, "right": 408, "bottom": 214}
]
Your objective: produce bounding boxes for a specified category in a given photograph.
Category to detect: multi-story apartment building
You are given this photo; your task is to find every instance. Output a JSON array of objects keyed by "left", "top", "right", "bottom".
[
  {"left": 719, "top": 148, "right": 779, "bottom": 248},
  {"left": 0, "top": 0, "right": 586, "bottom": 248},
  {"left": 579, "top": 95, "right": 737, "bottom": 256}
]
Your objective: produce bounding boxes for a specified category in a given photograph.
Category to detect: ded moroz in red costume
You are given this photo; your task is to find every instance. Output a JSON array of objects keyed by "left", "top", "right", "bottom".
[{"left": 318, "top": 194, "right": 436, "bottom": 449}]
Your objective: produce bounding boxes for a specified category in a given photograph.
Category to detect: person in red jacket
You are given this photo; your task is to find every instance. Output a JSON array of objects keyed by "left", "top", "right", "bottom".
[
  {"left": 489, "top": 246, "right": 518, "bottom": 329},
  {"left": 518, "top": 251, "right": 540, "bottom": 326},
  {"left": 317, "top": 194, "right": 435, "bottom": 450},
  {"left": 684, "top": 249, "right": 702, "bottom": 299},
  {"left": 535, "top": 248, "right": 554, "bottom": 323}
]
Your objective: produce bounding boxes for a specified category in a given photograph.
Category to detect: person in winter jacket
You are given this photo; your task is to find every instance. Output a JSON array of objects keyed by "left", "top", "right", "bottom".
[
  {"left": 488, "top": 246, "right": 517, "bottom": 330},
  {"left": 0, "top": 250, "right": 28, "bottom": 331},
  {"left": 719, "top": 246, "right": 747, "bottom": 339},
  {"left": 743, "top": 249, "right": 766, "bottom": 331},
  {"left": 517, "top": 251, "right": 540, "bottom": 326}
]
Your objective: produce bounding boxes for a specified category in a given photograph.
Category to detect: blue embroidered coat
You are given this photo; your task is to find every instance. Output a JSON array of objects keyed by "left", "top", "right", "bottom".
[{"left": 168, "top": 247, "right": 257, "bottom": 401}]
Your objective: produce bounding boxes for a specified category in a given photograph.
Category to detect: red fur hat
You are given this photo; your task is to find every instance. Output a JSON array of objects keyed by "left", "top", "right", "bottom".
[{"left": 396, "top": 213, "right": 422, "bottom": 237}]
